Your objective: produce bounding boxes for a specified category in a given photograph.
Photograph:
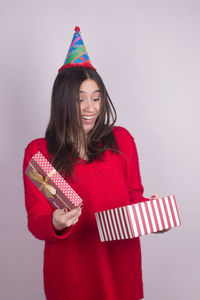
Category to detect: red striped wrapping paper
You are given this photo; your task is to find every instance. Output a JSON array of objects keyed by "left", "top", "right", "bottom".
[{"left": 95, "top": 195, "right": 181, "bottom": 242}]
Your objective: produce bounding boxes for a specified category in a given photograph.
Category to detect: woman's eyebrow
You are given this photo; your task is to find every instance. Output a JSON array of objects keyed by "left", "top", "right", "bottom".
[{"left": 79, "top": 90, "right": 101, "bottom": 93}]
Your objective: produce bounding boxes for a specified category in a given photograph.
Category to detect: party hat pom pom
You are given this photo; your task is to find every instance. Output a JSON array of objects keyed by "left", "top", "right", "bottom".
[{"left": 75, "top": 26, "right": 80, "bottom": 32}]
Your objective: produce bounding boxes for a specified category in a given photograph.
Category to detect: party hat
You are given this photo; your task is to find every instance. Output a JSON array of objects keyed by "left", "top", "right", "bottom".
[{"left": 58, "top": 26, "right": 96, "bottom": 72}]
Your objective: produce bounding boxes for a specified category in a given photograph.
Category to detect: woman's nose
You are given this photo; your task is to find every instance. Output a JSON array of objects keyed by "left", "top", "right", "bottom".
[{"left": 83, "top": 100, "right": 94, "bottom": 111}]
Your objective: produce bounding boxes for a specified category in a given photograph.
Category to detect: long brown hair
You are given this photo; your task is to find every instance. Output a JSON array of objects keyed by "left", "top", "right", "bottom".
[{"left": 45, "top": 67, "right": 118, "bottom": 178}]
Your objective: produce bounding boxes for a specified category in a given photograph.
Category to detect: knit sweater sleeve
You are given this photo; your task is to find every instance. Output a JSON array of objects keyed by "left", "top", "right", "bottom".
[
  {"left": 114, "top": 127, "right": 150, "bottom": 204},
  {"left": 23, "top": 142, "right": 73, "bottom": 242}
]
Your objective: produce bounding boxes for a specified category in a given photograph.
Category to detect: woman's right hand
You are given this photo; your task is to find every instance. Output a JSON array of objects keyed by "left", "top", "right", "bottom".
[{"left": 52, "top": 206, "right": 82, "bottom": 231}]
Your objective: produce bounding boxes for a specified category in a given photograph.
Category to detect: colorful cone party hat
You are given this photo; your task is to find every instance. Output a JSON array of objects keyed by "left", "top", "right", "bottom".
[{"left": 58, "top": 26, "right": 96, "bottom": 72}]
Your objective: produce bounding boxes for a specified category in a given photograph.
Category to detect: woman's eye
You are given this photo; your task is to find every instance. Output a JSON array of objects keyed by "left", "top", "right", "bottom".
[
  {"left": 79, "top": 99, "right": 84, "bottom": 102},
  {"left": 93, "top": 98, "right": 100, "bottom": 101}
]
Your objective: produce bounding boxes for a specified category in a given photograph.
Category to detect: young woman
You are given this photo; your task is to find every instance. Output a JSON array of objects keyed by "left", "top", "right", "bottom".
[{"left": 23, "top": 27, "right": 164, "bottom": 300}]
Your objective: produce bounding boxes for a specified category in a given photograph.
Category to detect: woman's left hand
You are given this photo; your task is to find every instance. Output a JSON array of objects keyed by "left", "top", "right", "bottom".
[{"left": 151, "top": 194, "right": 171, "bottom": 234}]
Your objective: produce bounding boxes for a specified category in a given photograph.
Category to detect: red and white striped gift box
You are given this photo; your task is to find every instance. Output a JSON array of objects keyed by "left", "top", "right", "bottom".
[{"left": 95, "top": 195, "right": 181, "bottom": 242}]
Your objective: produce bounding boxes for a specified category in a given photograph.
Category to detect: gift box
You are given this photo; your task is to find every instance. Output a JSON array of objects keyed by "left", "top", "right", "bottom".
[
  {"left": 25, "top": 151, "right": 83, "bottom": 210},
  {"left": 95, "top": 195, "right": 181, "bottom": 242}
]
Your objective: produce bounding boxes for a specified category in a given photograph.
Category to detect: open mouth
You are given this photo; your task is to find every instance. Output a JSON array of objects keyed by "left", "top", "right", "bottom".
[
  {"left": 82, "top": 116, "right": 95, "bottom": 120},
  {"left": 81, "top": 115, "right": 96, "bottom": 126}
]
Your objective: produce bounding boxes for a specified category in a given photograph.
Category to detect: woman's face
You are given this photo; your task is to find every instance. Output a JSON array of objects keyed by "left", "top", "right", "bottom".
[{"left": 79, "top": 79, "right": 101, "bottom": 134}]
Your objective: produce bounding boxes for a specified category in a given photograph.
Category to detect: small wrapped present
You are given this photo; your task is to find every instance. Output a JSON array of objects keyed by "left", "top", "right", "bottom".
[
  {"left": 25, "top": 151, "right": 83, "bottom": 210},
  {"left": 95, "top": 195, "right": 181, "bottom": 242}
]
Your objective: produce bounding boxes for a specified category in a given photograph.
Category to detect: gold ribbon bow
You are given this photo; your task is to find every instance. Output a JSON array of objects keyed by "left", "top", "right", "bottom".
[{"left": 29, "top": 167, "right": 56, "bottom": 199}]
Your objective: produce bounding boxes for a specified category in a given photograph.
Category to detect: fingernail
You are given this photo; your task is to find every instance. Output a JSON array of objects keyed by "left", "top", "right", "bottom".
[{"left": 64, "top": 208, "right": 67, "bottom": 213}]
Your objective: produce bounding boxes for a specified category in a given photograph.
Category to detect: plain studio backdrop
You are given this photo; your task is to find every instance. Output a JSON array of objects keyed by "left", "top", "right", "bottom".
[{"left": 1, "top": 0, "right": 199, "bottom": 299}]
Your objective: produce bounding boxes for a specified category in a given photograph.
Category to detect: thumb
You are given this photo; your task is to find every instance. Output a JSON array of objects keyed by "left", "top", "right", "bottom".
[{"left": 58, "top": 207, "right": 69, "bottom": 215}]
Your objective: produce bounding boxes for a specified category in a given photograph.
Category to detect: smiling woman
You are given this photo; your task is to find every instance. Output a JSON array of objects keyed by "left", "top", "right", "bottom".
[{"left": 23, "top": 27, "right": 151, "bottom": 300}]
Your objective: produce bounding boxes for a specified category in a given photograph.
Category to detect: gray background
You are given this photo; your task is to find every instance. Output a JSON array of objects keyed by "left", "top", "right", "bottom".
[{"left": 1, "top": 0, "right": 199, "bottom": 299}]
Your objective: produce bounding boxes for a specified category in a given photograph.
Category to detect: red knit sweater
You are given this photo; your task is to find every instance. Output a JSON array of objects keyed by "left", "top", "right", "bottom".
[{"left": 23, "top": 126, "right": 149, "bottom": 300}]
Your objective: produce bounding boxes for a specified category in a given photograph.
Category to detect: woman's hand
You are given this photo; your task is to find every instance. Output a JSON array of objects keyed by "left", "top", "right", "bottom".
[
  {"left": 151, "top": 194, "right": 171, "bottom": 234},
  {"left": 52, "top": 206, "right": 82, "bottom": 231}
]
